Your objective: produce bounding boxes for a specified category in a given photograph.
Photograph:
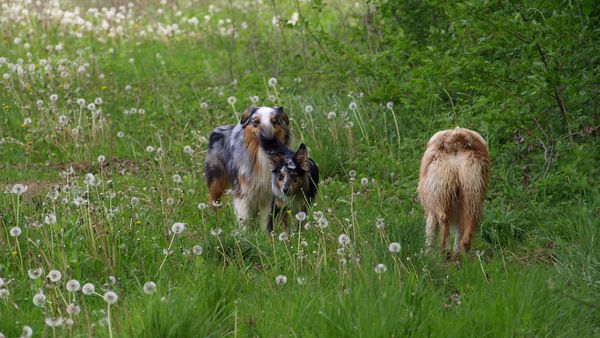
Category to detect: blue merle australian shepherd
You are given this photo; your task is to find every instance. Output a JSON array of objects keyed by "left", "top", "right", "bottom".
[
  {"left": 260, "top": 135, "right": 319, "bottom": 233},
  {"left": 204, "top": 106, "right": 291, "bottom": 225}
]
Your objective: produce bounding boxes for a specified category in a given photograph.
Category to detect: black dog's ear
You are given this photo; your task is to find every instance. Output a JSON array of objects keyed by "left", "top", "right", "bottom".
[
  {"left": 293, "top": 143, "right": 309, "bottom": 170},
  {"left": 241, "top": 107, "right": 258, "bottom": 126},
  {"left": 275, "top": 106, "right": 289, "bottom": 125}
]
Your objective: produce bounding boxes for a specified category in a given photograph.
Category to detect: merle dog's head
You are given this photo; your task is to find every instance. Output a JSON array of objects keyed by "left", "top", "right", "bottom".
[
  {"left": 240, "top": 106, "right": 290, "bottom": 146},
  {"left": 270, "top": 144, "right": 310, "bottom": 199}
]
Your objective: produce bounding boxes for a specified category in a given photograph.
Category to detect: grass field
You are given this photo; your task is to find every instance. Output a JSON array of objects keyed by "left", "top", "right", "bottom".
[{"left": 0, "top": 0, "right": 599, "bottom": 337}]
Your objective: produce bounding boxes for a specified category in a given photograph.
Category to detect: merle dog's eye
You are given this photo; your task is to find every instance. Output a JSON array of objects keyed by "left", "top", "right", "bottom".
[
  {"left": 278, "top": 174, "right": 284, "bottom": 181},
  {"left": 252, "top": 120, "right": 259, "bottom": 127}
]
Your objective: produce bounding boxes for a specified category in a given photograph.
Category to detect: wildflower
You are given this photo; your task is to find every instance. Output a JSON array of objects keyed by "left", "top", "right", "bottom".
[
  {"left": 44, "top": 213, "right": 57, "bottom": 224},
  {"left": 268, "top": 77, "right": 278, "bottom": 87},
  {"left": 475, "top": 250, "right": 485, "bottom": 258},
  {"left": 197, "top": 203, "right": 207, "bottom": 210},
  {"left": 374, "top": 263, "right": 387, "bottom": 274},
  {"left": 349, "top": 102, "right": 358, "bottom": 110},
  {"left": 28, "top": 268, "right": 43, "bottom": 279},
  {"left": 338, "top": 234, "right": 351, "bottom": 246},
  {"left": 33, "top": 293, "right": 46, "bottom": 306},
  {"left": 95, "top": 97, "right": 103, "bottom": 105},
  {"left": 11, "top": 183, "right": 27, "bottom": 195},
  {"left": 76, "top": 98, "right": 86, "bottom": 106},
  {"left": 295, "top": 211, "right": 307, "bottom": 222},
  {"left": 166, "top": 197, "right": 175, "bottom": 205},
  {"left": 0, "top": 278, "right": 4, "bottom": 287},
  {"left": 21, "top": 326, "right": 33, "bottom": 338},
  {"left": 192, "top": 245, "right": 203, "bottom": 256},
  {"left": 50, "top": 94, "right": 58, "bottom": 102},
  {"left": 84, "top": 173, "right": 96, "bottom": 185},
  {"left": 297, "top": 277, "right": 307, "bottom": 285},
  {"left": 288, "top": 12, "right": 300, "bottom": 26},
  {"left": 82, "top": 283, "right": 95, "bottom": 295},
  {"left": 117, "top": 131, "right": 125, "bottom": 138},
  {"left": 171, "top": 222, "right": 186, "bottom": 234},
  {"left": 210, "top": 227, "right": 222, "bottom": 236},
  {"left": 386, "top": 101, "right": 394, "bottom": 110},
  {"left": 271, "top": 15, "right": 281, "bottom": 26},
  {"left": 10, "top": 226, "right": 21, "bottom": 237},
  {"left": 44, "top": 317, "right": 64, "bottom": 327},
  {"left": 87, "top": 103, "right": 96, "bottom": 111},
  {"left": 143, "top": 281, "right": 157, "bottom": 294},
  {"left": 250, "top": 95, "right": 260, "bottom": 104},
  {"left": 304, "top": 105, "right": 314, "bottom": 113},
  {"left": 172, "top": 174, "right": 182, "bottom": 183},
  {"left": 278, "top": 232, "right": 289, "bottom": 241},
  {"left": 66, "top": 303, "right": 81, "bottom": 315},
  {"left": 268, "top": 94, "right": 277, "bottom": 103},
  {"left": 375, "top": 217, "right": 386, "bottom": 230},
  {"left": 227, "top": 96, "right": 237, "bottom": 105},
  {"left": 317, "top": 217, "right": 329, "bottom": 228},
  {"left": 275, "top": 275, "right": 287, "bottom": 285},
  {"left": 313, "top": 211, "right": 324, "bottom": 220},
  {"left": 0, "top": 289, "right": 9, "bottom": 299},
  {"left": 388, "top": 242, "right": 401, "bottom": 253},
  {"left": 98, "top": 155, "right": 106, "bottom": 163},
  {"left": 348, "top": 170, "right": 357, "bottom": 178},
  {"left": 108, "top": 276, "right": 117, "bottom": 284},
  {"left": 146, "top": 146, "right": 155, "bottom": 153},
  {"left": 360, "top": 178, "right": 369, "bottom": 186},
  {"left": 23, "top": 117, "right": 32, "bottom": 127},
  {"left": 66, "top": 279, "right": 80, "bottom": 292},
  {"left": 47, "top": 270, "right": 62, "bottom": 283},
  {"left": 131, "top": 197, "right": 140, "bottom": 207},
  {"left": 103, "top": 291, "right": 118, "bottom": 305},
  {"left": 183, "top": 146, "right": 193, "bottom": 155},
  {"left": 327, "top": 111, "right": 336, "bottom": 119}
]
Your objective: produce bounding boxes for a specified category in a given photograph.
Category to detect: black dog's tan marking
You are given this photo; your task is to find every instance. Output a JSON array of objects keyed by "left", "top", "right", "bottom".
[
  {"left": 204, "top": 107, "right": 291, "bottom": 225},
  {"left": 260, "top": 136, "right": 319, "bottom": 233}
]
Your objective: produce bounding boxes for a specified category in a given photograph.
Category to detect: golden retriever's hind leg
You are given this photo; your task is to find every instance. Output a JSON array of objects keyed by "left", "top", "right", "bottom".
[
  {"left": 458, "top": 212, "right": 476, "bottom": 253},
  {"left": 437, "top": 211, "right": 451, "bottom": 257}
]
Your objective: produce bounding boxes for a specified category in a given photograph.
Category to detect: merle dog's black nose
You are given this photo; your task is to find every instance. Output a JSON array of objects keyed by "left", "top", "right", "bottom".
[{"left": 283, "top": 187, "right": 289, "bottom": 194}]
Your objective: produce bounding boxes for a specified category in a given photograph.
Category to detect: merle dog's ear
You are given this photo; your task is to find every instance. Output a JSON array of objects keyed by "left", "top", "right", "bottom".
[
  {"left": 294, "top": 143, "right": 309, "bottom": 170},
  {"left": 275, "top": 106, "right": 289, "bottom": 126},
  {"left": 241, "top": 107, "right": 258, "bottom": 127}
]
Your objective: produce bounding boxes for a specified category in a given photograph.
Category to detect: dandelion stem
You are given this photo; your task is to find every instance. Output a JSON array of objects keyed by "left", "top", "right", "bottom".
[
  {"left": 390, "top": 107, "right": 401, "bottom": 159},
  {"left": 107, "top": 303, "right": 114, "bottom": 338},
  {"left": 156, "top": 233, "right": 176, "bottom": 277}
]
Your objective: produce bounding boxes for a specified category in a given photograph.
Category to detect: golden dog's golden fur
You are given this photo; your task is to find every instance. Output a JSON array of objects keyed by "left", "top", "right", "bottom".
[{"left": 418, "top": 127, "right": 490, "bottom": 255}]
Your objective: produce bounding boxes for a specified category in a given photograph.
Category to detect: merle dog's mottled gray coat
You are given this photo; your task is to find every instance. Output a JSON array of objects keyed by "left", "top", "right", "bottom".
[{"left": 204, "top": 107, "right": 290, "bottom": 225}]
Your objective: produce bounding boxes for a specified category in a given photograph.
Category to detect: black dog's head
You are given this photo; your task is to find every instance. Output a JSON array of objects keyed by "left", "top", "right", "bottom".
[{"left": 270, "top": 144, "right": 311, "bottom": 198}]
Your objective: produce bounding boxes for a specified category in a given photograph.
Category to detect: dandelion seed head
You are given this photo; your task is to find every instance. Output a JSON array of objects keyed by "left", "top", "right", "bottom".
[
  {"left": 374, "top": 263, "right": 387, "bottom": 274},
  {"left": 103, "top": 291, "right": 118, "bottom": 305},
  {"left": 297, "top": 277, "right": 307, "bottom": 285},
  {"left": 327, "top": 111, "right": 336, "bottom": 119},
  {"left": 21, "top": 325, "right": 33, "bottom": 338},
  {"left": 171, "top": 222, "right": 186, "bottom": 234},
  {"left": 317, "top": 217, "right": 329, "bottom": 228},
  {"left": 227, "top": 96, "right": 237, "bottom": 105},
  {"left": 349, "top": 102, "right": 358, "bottom": 110},
  {"left": 28, "top": 268, "right": 43, "bottom": 279},
  {"left": 278, "top": 232, "right": 288, "bottom": 241},
  {"left": 47, "top": 270, "right": 62, "bottom": 283},
  {"left": 44, "top": 213, "right": 57, "bottom": 225},
  {"left": 84, "top": 173, "right": 96, "bottom": 185},
  {"left": 44, "top": 317, "right": 64, "bottom": 327},
  {"left": 338, "top": 234, "right": 351, "bottom": 246},
  {"left": 0, "top": 289, "right": 9, "bottom": 299},
  {"left": 192, "top": 245, "right": 203, "bottom": 256},
  {"left": 10, "top": 226, "right": 21, "bottom": 237},
  {"left": 11, "top": 183, "right": 27, "bottom": 195},
  {"left": 348, "top": 170, "right": 357, "bottom": 178},
  {"left": 275, "top": 275, "right": 287, "bottom": 285},
  {"left": 268, "top": 77, "right": 277, "bottom": 87},
  {"left": 304, "top": 105, "right": 314, "bottom": 113},
  {"left": 295, "top": 211, "right": 307, "bottom": 222},
  {"left": 97, "top": 155, "right": 106, "bottom": 163},
  {"left": 66, "top": 303, "right": 81, "bottom": 315},
  {"left": 388, "top": 242, "right": 401, "bottom": 253},
  {"left": 82, "top": 283, "right": 95, "bottom": 295},
  {"left": 33, "top": 292, "right": 46, "bottom": 306},
  {"left": 143, "top": 281, "right": 157, "bottom": 294},
  {"left": 183, "top": 145, "right": 193, "bottom": 155},
  {"left": 375, "top": 216, "right": 386, "bottom": 230},
  {"left": 386, "top": 101, "right": 394, "bottom": 110},
  {"left": 197, "top": 202, "right": 207, "bottom": 210},
  {"left": 172, "top": 174, "right": 182, "bottom": 183},
  {"left": 210, "top": 227, "right": 222, "bottom": 236},
  {"left": 360, "top": 177, "right": 369, "bottom": 186},
  {"left": 66, "top": 279, "right": 80, "bottom": 292}
]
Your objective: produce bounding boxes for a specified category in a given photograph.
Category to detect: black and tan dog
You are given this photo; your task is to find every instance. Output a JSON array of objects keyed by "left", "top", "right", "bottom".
[
  {"left": 260, "top": 136, "right": 319, "bottom": 233},
  {"left": 204, "top": 107, "right": 291, "bottom": 225}
]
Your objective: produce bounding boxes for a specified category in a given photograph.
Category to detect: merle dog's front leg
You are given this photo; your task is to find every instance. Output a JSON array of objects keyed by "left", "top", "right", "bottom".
[{"left": 267, "top": 198, "right": 283, "bottom": 234}]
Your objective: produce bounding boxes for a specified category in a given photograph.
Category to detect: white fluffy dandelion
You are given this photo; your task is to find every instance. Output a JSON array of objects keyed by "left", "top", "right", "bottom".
[
  {"left": 11, "top": 183, "right": 27, "bottom": 195},
  {"left": 227, "top": 96, "right": 237, "bottom": 105},
  {"left": 0, "top": 289, "right": 9, "bottom": 299},
  {"left": 295, "top": 211, "right": 307, "bottom": 222},
  {"left": 192, "top": 245, "right": 203, "bottom": 256},
  {"left": 375, "top": 217, "right": 386, "bottom": 230},
  {"left": 10, "top": 226, "right": 21, "bottom": 237},
  {"left": 171, "top": 222, "right": 186, "bottom": 234},
  {"left": 47, "top": 270, "right": 62, "bottom": 283},
  {"left": 275, "top": 275, "right": 287, "bottom": 285},
  {"left": 84, "top": 173, "right": 96, "bottom": 185},
  {"left": 66, "top": 279, "right": 81, "bottom": 292},
  {"left": 360, "top": 178, "right": 369, "bottom": 186},
  {"left": 143, "top": 281, "right": 157, "bottom": 294},
  {"left": 28, "top": 268, "right": 43, "bottom": 280},
  {"left": 103, "top": 291, "right": 118, "bottom": 305},
  {"left": 21, "top": 325, "right": 33, "bottom": 338},
  {"left": 66, "top": 303, "right": 81, "bottom": 315},
  {"left": 44, "top": 317, "right": 64, "bottom": 327},
  {"left": 33, "top": 292, "right": 46, "bottom": 306},
  {"left": 349, "top": 102, "right": 358, "bottom": 110},
  {"left": 386, "top": 101, "right": 394, "bottom": 110},
  {"left": 278, "top": 232, "right": 289, "bottom": 241},
  {"left": 82, "top": 283, "right": 95, "bottom": 295},
  {"left": 197, "top": 203, "right": 207, "bottom": 210},
  {"left": 388, "top": 242, "right": 401, "bottom": 253},
  {"left": 374, "top": 263, "right": 387, "bottom": 274},
  {"left": 172, "top": 174, "right": 182, "bottom": 183},
  {"left": 268, "top": 77, "right": 278, "bottom": 87},
  {"left": 317, "top": 217, "right": 329, "bottom": 229},
  {"left": 327, "top": 111, "right": 337, "bottom": 120},
  {"left": 98, "top": 155, "right": 106, "bottom": 163},
  {"left": 44, "top": 213, "right": 57, "bottom": 225},
  {"left": 304, "top": 105, "right": 314, "bottom": 113},
  {"left": 183, "top": 146, "right": 193, "bottom": 155},
  {"left": 338, "top": 234, "right": 351, "bottom": 246}
]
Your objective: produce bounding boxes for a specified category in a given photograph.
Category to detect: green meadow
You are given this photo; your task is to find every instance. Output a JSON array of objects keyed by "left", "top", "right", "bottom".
[{"left": 0, "top": 0, "right": 598, "bottom": 336}]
